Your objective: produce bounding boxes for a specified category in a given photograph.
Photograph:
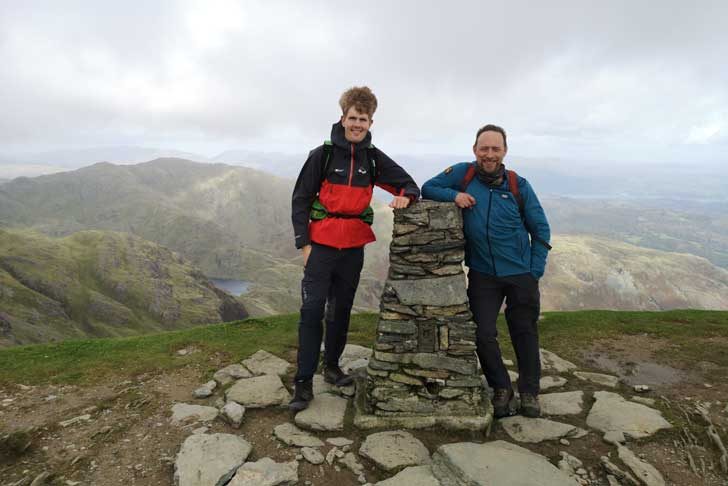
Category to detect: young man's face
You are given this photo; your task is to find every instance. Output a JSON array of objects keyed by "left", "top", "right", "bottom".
[
  {"left": 473, "top": 130, "right": 507, "bottom": 174},
  {"left": 341, "top": 106, "right": 373, "bottom": 143}
]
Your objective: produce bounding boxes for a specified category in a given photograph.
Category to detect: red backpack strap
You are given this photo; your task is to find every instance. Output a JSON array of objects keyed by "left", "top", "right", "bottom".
[
  {"left": 506, "top": 169, "right": 524, "bottom": 213},
  {"left": 460, "top": 163, "right": 477, "bottom": 192}
]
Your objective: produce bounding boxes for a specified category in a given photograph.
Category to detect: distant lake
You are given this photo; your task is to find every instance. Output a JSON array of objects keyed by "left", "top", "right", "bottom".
[{"left": 209, "top": 278, "right": 251, "bottom": 296}]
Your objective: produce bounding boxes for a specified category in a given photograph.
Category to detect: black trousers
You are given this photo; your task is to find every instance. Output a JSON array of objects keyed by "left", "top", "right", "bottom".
[
  {"left": 467, "top": 269, "right": 541, "bottom": 395},
  {"left": 294, "top": 243, "right": 364, "bottom": 382}
]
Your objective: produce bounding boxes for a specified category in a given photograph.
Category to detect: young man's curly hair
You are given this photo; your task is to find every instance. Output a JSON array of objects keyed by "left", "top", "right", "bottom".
[{"left": 339, "top": 86, "right": 378, "bottom": 117}]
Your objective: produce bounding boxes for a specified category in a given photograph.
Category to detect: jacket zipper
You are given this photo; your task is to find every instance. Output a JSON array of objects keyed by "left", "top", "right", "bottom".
[
  {"left": 348, "top": 144, "right": 355, "bottom": 186},
  {"left": 486, "top": 189, "right": 497, "bottom": 274}
]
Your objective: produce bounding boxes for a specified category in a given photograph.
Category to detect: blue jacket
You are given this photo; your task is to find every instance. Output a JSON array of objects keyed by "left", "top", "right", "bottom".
[{"left": 421, "top": 162, "right": 551, "bottom": 278}]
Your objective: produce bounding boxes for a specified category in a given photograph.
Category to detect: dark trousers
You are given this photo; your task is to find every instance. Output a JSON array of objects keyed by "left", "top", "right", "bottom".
[
  {"left": 467, "top": 269, "right": 541, "bottom": 395},
  {"left": 294, "top": 243, "right": 364, "bottom": 382}
]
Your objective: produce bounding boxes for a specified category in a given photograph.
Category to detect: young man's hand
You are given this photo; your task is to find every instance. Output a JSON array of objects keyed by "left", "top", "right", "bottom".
[
  {"left": 454, "top": 192, "right": 476, "bottom": 208},
  {"left": 389, "top": 196, "right": 411, "bottom": 209},
  {"left": 302, "top": 245, "right": 312, "bottom": 267}
]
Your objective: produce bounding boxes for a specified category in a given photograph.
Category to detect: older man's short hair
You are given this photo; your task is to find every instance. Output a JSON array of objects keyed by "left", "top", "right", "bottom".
[{"left": 475, "top": 124, "right": 508, "bottom": 150}]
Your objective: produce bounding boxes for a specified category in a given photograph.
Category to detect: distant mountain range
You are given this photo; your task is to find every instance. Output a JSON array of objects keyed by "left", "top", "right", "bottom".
[
  {"left": 2, "top": 157, "right": 727, "bottom": 338},
  {"left": 0, "top": 228, "right": 247, "bottom": 346}
]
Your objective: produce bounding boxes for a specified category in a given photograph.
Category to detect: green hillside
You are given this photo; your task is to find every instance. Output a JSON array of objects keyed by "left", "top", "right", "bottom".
[
  {"left": 1, "top": 310, "right": 726, "bottom": 386},
  {"left": 0, "top": 228, "right": 247, "bottom": 346}
]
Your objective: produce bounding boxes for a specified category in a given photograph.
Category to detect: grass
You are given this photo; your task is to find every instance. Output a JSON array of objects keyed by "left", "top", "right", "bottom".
[{"left": 1, "top": 310, "right": 727, "bottom": 386}]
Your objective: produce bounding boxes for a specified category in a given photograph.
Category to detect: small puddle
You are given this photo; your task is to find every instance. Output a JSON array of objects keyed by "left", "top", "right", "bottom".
[{"left": 582, "top": 352, "right": 687, "bottom": 386}]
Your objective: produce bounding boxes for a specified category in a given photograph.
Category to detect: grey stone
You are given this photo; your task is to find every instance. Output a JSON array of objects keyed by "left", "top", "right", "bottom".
[
  {"left": 228, "top": 457, "right": 298, "bottom": 486},
  {"left": 326, "top": 447, "right": 338, "bottom": 465},
  {"left": 359, "top": 430, "right": 431, "bottom": 471},
  {"left": 411, "top": 353, "right": 476, "bottom": 375},
  {"left": 603, "top": 431, "right": 626, "bottom": 444},
  {"left": 586, "top": 391, "right": 672, "bottom": 439},
  {"left": 376, "top": 465, "right": 441, "bottom": 486},
  {"left": 340, "top": 452, "right": 365, "bottom": 476},
  {"left": 59, "top": 414, "right": 92, "bottom": 427},
  {"left": 574, "top": 371, "right": 620, "bottom": 388},
  {"left": 631, "top": 396, "right": 656, "bottom": 406},
  {"left": 214, "top": 364, "right": 253, "bottom": 385},
  {"left": 225, "top": 375, "right": 291, "bottom": 408},
  {"left": 540, "top": 376, "right": 568, "bottom": 390},
  {"left": 327, "top": 437, "right": 354, "bottom": 447},
  {"left": 378, "top": 320, "right": 417, "bottom": 334},
  {"left": 428, "top": 204, "right": 462, "bottom": 230},
  {"left": 193, "top": 380, "right": 217, "bottom": 398},
  {"left": 617, "top": 445, "right": 666, "bottom": 486},
  {"left": 273, "top": 423, "right": 324, "bottom": 447},
  {"left": 339, "top": 344, "right": 373, "bottom": 365},
  {"left": 500, "top": 416, "right": 589, "bottom": 443},
  {"left": 376, "top": 396, "right": 435, "bottom": 414},
  {"left": 539, "top": 391, "right": 584, "bottom": 416},
  {"left": 221, "top": 402, "right": 245, "bottom": 428},
  {"left": 295, "top": 393, "right": 348, "bottom": 431},
  {"left": 242, "top": 350, "right": 291, "bottom": 377},
  {"left": 301, "top": 447, "right": 324, "bottom": 465},
  {"left": 389, "top": 275, "right": 467, "bottom": 307},
  {"left": 540, "top": 349, "right": 577, "bottom": 373},
  {"left": 174, "top": 433, "right": 252, "bottom": 486},
  {"left": 633, "top": 384, "right": 651, "bottom": 393},
  {"left": 344, "top": 358, "right": 370, "bottom": 375},
  {"left": 432, "top": 440, "right": 580, "bottom": 486},
  {"left": 171, "top": 403, "right": 219, "bottom": 425}
]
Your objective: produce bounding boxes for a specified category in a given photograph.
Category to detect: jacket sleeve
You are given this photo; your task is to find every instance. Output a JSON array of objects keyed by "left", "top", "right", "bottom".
[
  {"left": 373, "top": 149, "right": 420, "bottom": 200},
  {"left": 521, "top": 179, "right": 551, "bottom": 279},
  {"left": 421, "top": 163, "right": 469, "bottom": 202},
  {"left": 291, "top": 146, "right": 324, "bottom": 249}
]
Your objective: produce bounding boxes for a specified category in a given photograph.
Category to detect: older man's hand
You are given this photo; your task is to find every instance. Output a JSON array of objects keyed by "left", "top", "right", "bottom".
[
  {"left": 389, "top": 196, "right": 411, "bottom": 209},
  {"left": 454, "top": 192, "right": 476, "bottom": 208}
]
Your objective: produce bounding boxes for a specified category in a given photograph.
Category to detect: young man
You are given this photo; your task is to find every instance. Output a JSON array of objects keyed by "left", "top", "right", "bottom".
[
  {"left": 421, "top": 124, "right": 551, "bottom": 418},
  {"left": 289, "top": 86, "right": 420, "bottom": 411}
]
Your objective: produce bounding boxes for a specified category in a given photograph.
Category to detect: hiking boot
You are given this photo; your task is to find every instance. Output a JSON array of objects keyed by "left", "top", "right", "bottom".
[
  {"left": 520, "top": 392, "right": 541, "bottom": 418},
  {"left": 323, "top": 365, "right": 354, "bottom": 386},
  {"left": 492, "top": 388, "right": 516, "bottom": 418},
  {"left": 288, "top": 379, "right": 313, "bottom": 412}
]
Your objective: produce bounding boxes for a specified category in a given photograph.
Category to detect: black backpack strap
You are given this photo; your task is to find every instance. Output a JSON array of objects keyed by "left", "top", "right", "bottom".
[
  {"left": 320, "top": 140, "right": 333, "bottom": 182},
  {"left": 366, "top": 144, "right": 378, "bottom": 184}
]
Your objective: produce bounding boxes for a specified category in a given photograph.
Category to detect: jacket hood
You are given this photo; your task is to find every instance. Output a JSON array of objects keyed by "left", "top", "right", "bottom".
[{"left": 331, "top": 121, "right": 372, "bottom": 150}]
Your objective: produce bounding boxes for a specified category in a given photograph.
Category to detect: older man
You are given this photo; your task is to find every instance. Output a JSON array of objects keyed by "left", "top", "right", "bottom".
[{"left": 421, "top": 124, "right": 551, "bottom": 418}]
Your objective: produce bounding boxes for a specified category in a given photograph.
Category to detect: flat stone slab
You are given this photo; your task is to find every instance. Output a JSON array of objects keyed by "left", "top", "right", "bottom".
[
  {"left": 500, "top": 416, "right": 588, "bottom": 443},
  {"left": 171, "top": 403, "right": 219, "bottom": 425},
  {"left": 587, "top": 391, "right": 671, "bottom": 439},
  {"left": 539, "top": 391, "right": 584, "bottom": 416},
  {"left": 311, "top": 374, "right": 355, "bottom": 397},
  {"left": 242, "top": 350, "right": 291, "bottom": 377},
  {"left": 432, "top": 440, "right": 580, "bottom": 486},
  {"left": 327, "top": 437, "right": 354, "bottom": 447},
  {"left": 574, "top": 371, "right": 620, "bottom": 388},
  {"left": 228, "top": 457, "right": 298, "bottom": 486},
  {"left": 174, "top": 433, "right": 252, "bottom": 486},
  {"left": 388, "top": 274, "right": 467, "bottom": 307},
  {"left": 339, "top": 344, "right": 373, "bottom": 366},
  {"left": 540, "top": 348, "right": 577, "bottom": 373},
  {"left": 294, "top": 393, "right": 348, "bottom": 431},
  {"left": 617, "top": 444, "right": 666, "bottom": 486},
  {"left": 359, "top": 430, "right": 431, "bottom": 471},
  {"left": 540, "top": 376, "right": 568, "bottom": 390},
  {"left": 273, "top": 423, "right": 324, "bottom": 447},
  {"left": 376, "top": 465, "right": 440, "bottom": 486},
  {"left": 214, "top": 364, "right": 253, "bottom": 386},
  {"left": 221, "top": 402, "right": 245, "bottom": 428},
  {"left": 193, "top": 380, "right": 217, "bottom": 398},
  {"left": 301, "top": 447, "right": 324, "bottom": 465},
  {"left": 226, "top": 375, "right": 291, "bottom": 408}
]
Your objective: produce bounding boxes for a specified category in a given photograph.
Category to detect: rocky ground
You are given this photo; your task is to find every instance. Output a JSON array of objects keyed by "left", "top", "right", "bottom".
[{"left": 2, "top": 339, "right": 728, "bottom": 486}]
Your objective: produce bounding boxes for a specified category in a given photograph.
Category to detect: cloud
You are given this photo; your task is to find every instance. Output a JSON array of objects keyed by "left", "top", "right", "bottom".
[{"left": 1, "top": 0, "right": 727, "bottom": 164}]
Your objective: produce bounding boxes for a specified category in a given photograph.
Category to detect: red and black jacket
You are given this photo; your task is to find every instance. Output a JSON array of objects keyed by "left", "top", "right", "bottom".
[{"left": 292, "top": 122, "right": 420, "bottom": 249}]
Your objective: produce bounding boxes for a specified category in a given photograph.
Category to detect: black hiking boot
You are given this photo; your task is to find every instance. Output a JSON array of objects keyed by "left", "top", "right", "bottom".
[
  {"left": 520, "top": 392, "right": 541, "bottom": 418},
  {"left": 323, "top": 365, "right": 354, "bottom": 386},
  {"left": 288, "top": 379, "right": 313, "bottom": 412},
  {"left": 492, "top": 388, "right": 516, "bottom": 418}
]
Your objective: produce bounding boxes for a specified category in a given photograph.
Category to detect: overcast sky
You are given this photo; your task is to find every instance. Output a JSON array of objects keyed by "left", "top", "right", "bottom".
[{"left": 1, "top": 0, "right": 727, "bottom": 167}]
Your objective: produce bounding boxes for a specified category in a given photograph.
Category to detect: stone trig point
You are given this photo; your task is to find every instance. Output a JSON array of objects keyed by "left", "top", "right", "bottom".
[{"left": 354, "top": 201, "right": 492, "bottom": 430}]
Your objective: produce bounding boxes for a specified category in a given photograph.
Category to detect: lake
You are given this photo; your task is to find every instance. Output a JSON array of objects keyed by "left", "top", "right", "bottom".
[{"left": 209, "top": 278, "right": 251, "bottom": 296}]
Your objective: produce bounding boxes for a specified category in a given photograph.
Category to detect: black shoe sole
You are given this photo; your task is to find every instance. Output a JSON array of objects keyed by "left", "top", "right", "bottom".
[
  {"left": 288, "top": 400, "right": 310, "bottom": 412},
  {"left": 324, "top": 375, "right": 354, "bottom": 386}
]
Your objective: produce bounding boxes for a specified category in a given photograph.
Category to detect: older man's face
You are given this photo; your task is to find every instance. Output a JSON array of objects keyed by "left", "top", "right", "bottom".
[{"left": 473, "top": 130, "right": 507, "bottom": 174}]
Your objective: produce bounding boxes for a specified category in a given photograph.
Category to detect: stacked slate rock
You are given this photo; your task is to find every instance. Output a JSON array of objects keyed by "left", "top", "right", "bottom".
[{"left": 357, "top": 201, "right": 490, "bottom": 430}]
